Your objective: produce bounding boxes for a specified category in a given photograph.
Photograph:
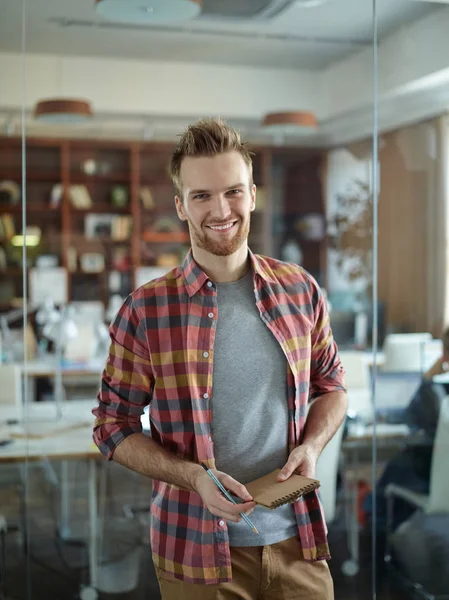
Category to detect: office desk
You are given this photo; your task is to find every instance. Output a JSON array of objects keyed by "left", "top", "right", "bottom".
[
  {"left": 0, "top": 400, "right": 102, "bottom": 600},
  {"left": 341, "top": 424, "right": 426, "bottom": 577},
  {"left": 16, "top": 357, "right": 104, "bottom": 404},
  {"left": 18, "top": 357, "right": 105, "bottom": 379}
]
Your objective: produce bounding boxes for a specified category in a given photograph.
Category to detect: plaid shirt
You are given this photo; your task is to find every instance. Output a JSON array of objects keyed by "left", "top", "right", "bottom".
[{"left": 93, "top": 249, "right": 346, "bottom": 584}]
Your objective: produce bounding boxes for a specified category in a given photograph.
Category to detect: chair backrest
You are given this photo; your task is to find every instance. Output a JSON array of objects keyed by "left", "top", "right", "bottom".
[
  {"left": 427, "top": 396, "right": 449, "bottom": 513},
  {"left": 315, "top": 422, "right": 345, "bottom": 524},
  {"left": 382, "top": 333, "right": 432, "bottom": 373},
  {"left": 339, "top": 351, "right": 370, "bottom": 389},
  {"left": 0, "top": 364, "right": 22, "bottom": 415}
]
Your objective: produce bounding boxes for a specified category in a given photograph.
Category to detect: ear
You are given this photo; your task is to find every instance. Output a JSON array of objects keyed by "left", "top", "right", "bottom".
[
  {"left": 250, "top": 184, "right": 257, "bottom": 212},
  {"left": 175, "top": 196, "right": 187, "bottom": 221}
]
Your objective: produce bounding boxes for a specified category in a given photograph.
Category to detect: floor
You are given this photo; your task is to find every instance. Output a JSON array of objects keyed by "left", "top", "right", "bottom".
[{"left": 1, "top": 460, "right": 411, "bottom": 600}]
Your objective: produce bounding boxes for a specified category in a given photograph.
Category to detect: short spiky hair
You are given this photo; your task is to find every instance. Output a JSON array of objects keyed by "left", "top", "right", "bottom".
[{"left": 170, "top": 117, "right": 254, "bottom": 199}]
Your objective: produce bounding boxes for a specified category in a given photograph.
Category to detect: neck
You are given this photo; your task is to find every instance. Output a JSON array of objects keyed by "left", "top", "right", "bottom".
[{"left": 192, "top": 243, "right": 250, "bottom": 283}]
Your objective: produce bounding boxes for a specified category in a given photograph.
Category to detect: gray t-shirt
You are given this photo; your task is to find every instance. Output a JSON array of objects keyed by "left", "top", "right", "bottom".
[{"left": 211, "top": 270, "right": 297, "bottom": 546}]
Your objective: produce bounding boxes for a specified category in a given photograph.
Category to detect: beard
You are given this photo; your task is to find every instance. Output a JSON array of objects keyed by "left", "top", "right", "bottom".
[{"left": 187, "top": 215, "right": 250, "bottom": 257}]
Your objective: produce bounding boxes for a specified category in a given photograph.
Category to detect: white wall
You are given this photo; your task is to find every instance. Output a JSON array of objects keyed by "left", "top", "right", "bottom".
[{"left": 0, "top": 52, "right": 323, "bottom": 121}]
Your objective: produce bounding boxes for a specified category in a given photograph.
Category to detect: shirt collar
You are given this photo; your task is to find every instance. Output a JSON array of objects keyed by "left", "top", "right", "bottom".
[{"left": 181, "top": 248, "right": 276, "bottom": 297}]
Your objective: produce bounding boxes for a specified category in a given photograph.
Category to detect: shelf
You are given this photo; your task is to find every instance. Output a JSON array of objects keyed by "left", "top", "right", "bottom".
[
  {"left": 0, "top": 204, "right": 61, "bottom": 214},
  {"left": 70, "top": 174, "right": 130, "bottom": 184},
  {"left": 143, "top": 231, "right": 190, "bottom": 244},
  {"left": 71, "top": 205, "right": 131, "bottom": 214},
  {"left": 84, "top": 236, "right": 131, "bottom": 244},
  {"left": 0, "top": 170, "right": 61, "bottom": 182},
  {"left": 0, "top": 268, "right": 25, "bottom": 275},
  {"left": 139, "top": 179, "right": 173, "bottom": 187},
  {"left": 70, "top": 270, "right": 106, "bottom": 276}
]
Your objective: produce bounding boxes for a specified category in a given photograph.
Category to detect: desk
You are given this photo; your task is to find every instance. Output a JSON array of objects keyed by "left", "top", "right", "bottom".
[
  {"left": 18, "top": 357, "right": 105, "bottom": 379},
  {"left": 341, "top": 424, "right": 426, "bottom": 576},
  {"left": 0, "top": 400, "right": 101, "bottom": 600},
  {"left": 16, "top": 357, "right": 104, "bottom": 404}
]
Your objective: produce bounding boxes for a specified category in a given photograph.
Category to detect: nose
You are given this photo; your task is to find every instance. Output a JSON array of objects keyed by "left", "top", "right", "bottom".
[{"left": 210, "top": 194, "right": 232, "bottom": 222}]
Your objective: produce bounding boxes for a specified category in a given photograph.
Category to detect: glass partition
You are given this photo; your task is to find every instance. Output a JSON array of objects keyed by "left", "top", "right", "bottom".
[
  {"left": 0, "top": 1, "right": 410, "bottom": 598},
  {"left": 370, "top": 3, "right": 449, "bottom": 599}
]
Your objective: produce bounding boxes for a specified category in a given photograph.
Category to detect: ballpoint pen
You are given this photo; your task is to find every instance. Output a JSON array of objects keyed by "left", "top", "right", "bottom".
[{"left": 201, "top": 463, "right": 259, "bottom": 534}]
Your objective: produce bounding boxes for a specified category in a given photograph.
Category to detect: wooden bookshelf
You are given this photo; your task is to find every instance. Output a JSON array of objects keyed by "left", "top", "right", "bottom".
[{"left": 0, "top": 136, "right": 327, "bottom": 310}]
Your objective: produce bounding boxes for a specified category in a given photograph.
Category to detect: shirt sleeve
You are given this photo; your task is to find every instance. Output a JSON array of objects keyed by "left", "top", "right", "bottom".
[
  {"left": 92, "top": 294, "right": 154, "bottom": 460},
  {"left": 309, "top": 285, "right": 346, "bottom": 400}
]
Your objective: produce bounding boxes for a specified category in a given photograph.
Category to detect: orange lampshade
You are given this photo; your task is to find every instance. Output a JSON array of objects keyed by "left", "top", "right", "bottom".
[
  {"left": 34, "top": 99, "right": 93, "bottom": 123},
  {"left": 262, "top": 111, "right": 318, "bottom": 133}
]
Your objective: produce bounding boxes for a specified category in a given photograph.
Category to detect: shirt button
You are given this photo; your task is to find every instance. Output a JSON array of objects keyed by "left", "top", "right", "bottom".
[
  {"left": 208, "top": 312, "right": 214, "bottom": 319},
  {"left": 203, "top": 393, "right": 209, "bottom": 399},
  {"left": 207, "top": 281, "right": 213, "bottom": 288},
  {"left": 203, "top": 351, "right": 209, "bottom": 358},
  {"left": 219, "top": 520, "right": 225, "bottom": 527}
]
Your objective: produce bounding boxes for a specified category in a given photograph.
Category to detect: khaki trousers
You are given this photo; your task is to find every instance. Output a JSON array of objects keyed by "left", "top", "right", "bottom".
[{"left": 155, "top": 536, "right": 334, "bottom": 600}]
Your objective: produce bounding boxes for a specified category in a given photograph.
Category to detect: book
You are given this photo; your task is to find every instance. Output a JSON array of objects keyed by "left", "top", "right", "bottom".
[{"left": 245, "top": 469, "right": 320, "bottom": 510}]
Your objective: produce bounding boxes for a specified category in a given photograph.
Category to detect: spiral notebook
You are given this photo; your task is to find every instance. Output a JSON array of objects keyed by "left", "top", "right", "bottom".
[{"left": 245, "top": 469, "right": 320, "bottom": 509}]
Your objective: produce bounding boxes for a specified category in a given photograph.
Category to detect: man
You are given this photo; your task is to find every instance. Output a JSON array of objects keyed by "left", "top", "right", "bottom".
[{"left": 93, "top": 118, "right": 347, "bottom": 599}]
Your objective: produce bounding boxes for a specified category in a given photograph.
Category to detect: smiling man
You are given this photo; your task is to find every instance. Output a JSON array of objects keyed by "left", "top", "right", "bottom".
[{"left": 93, "top": 118, "right": 347, "bottom": 600}]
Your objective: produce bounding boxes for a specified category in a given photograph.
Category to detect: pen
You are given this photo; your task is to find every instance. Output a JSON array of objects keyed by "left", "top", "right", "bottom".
[{"left": 201, "top": 463, "right": 259, "bottom": 535}]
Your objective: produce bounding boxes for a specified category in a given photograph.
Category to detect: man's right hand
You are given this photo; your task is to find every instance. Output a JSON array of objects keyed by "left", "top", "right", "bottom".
[{"left": 192, "top": 468, "right": 256, "bottom": 523}]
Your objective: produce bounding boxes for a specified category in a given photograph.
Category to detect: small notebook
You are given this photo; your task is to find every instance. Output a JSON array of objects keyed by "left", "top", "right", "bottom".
[{"left": 245, "top": 469, "right": 320, "bottom": 509}]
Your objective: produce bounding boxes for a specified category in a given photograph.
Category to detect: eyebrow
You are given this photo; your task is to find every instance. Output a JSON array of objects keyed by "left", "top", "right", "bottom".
[{"left": 189, "top": 183, "right": 247, "bottom": 196}]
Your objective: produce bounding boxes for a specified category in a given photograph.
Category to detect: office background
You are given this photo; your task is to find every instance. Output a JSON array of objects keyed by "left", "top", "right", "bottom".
[{"left": 1, "top": 1, "right": 449, "bottom": 599}]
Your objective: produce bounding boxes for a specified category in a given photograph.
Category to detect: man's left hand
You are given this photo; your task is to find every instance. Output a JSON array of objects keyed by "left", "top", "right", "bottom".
[{"left": 277, "top": 444, "right": 320, "bottom": 481}]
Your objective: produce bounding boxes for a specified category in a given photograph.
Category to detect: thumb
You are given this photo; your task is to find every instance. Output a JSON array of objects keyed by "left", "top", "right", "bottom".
[
  {"left": 277, "top": 458, "right": 298, "bottom": 481},
  {"left": 219, "top": 473, "right": 253, "bottom": 502}
]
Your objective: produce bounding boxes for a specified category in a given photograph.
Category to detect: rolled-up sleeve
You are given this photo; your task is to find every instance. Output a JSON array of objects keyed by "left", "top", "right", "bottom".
[
  {"left": 309, "top": 287, "right": 346, "bottom": 400},
  {"left": 92, "top": 294, "right": 154, "bottom": 459}
]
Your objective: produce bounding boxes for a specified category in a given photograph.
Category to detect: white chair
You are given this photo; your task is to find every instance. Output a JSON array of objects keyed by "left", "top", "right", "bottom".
[
  {"left": 315, "top": 422, "right": 345, "bottom": 524},
  {"left": 382, "top": 333, "right": 432, "bottom": 373},
  {"left": 385, "top": 396, "right": 449, "bottom": 557}
]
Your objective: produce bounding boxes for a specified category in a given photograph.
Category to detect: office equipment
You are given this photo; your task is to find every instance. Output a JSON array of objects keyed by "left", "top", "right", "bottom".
[
  {"left": 374, "top": 372, "right": 422, "bottom": 412},
  {"left": 245, "top": 469, "right": 320, "bottom": 509},
  {"left": 382, "top": 333, "right": 432, "bottom": 373},
  {"left": 200, "top": 463, "right": 258, "bottom": 534}
]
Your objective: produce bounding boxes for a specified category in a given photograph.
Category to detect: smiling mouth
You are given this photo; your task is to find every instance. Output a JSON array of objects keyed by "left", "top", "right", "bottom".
[{"left": 207, "top": 221, "right": 238, "bottom": 232}]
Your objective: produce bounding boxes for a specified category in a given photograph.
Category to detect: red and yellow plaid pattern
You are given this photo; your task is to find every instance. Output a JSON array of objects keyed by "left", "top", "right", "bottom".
[{"left": 93, "top": 249, "right": 346, "bottom": 584}]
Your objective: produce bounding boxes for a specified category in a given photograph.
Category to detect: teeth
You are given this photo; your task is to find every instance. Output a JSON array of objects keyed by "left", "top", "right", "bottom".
[{"left": 209, "top": 222, "right": 234, "bottom": 231}]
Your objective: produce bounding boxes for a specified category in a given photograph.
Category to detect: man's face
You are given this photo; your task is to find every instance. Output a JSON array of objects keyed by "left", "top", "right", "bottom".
[{"left": 175, "top": 151, "right": 256, "bottom": 257}]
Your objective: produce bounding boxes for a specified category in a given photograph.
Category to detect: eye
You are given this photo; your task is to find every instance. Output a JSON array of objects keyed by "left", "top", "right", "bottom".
[
  {"left": 193, "top": 193, "right": 209, "bottom": 200},
  {"left": 227, "top": 189, "right": 242, "bottom": 196}
]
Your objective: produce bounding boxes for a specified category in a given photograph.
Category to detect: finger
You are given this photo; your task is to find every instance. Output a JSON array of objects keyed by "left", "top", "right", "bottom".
[
  {"left": 215, "top": 498, "right": 256, "bottom": 517},
  {"left": 219, "top": 474, "right": 253, "bottom": 501},
  {"left": 210, "top": 501, "right": 256, "bottom": 522},
  {"left": 278, "top": 459, "right": 300, "bottom": 481},
  {"left": 209, "top": 505, "right": 242, "bottom": 522}
]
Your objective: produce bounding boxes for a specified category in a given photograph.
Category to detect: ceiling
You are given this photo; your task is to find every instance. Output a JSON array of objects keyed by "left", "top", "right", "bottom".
[{"left": 0, "top": 0, "right": 440, "bottom": 70}]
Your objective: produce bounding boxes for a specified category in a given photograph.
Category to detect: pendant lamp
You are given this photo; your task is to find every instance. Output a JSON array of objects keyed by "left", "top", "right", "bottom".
[
  {"left": 95, "top": 0, "right": 202, "bottom": 24},
  {"left": 262, "top": 111, "right": 318, "bottom": 135},
  {"left": 34, "top": 99, "right": 93, "bottom": 123}
]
